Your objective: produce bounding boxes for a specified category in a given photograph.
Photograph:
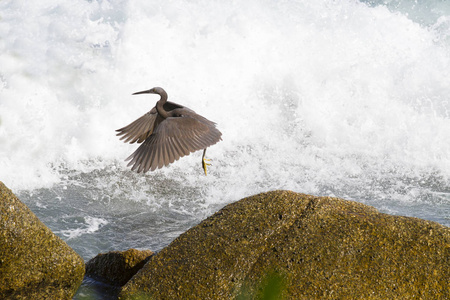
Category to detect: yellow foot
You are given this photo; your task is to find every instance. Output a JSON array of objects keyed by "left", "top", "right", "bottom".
[{"left": 202, "top": 158, "right": 211, "bottom": 176}]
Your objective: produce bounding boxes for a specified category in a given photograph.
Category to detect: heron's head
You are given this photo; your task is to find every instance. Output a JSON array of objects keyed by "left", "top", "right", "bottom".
[{"left": 132, "top": 87, "right": 166, "bottom": 96}]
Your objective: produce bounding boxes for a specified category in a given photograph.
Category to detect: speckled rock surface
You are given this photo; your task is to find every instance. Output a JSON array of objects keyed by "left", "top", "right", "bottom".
[
  {"left": 119, "top": 190, "right": 450, "bottom": 299},
  {"left": 0, "top": 182, "right": 85, "bottom": 299},
  {"left": 86, "top": 248, "right": 154, "bottom": 286}
]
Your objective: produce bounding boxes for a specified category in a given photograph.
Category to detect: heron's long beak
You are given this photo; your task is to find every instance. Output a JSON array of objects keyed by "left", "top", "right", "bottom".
[{"left": 132, "top": 89, "right": 154, "bottom": 95}]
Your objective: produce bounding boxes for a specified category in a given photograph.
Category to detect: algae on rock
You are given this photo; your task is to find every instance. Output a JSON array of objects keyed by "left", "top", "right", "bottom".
[
  {"left": 119, "top": 190, "right": 450, "bottom": 299},
  {"left": 85, "top": 248, "right": 154, "bottom": 286},
  {"left": 0, "top": 182, "right": 85, "bottom": 299}
]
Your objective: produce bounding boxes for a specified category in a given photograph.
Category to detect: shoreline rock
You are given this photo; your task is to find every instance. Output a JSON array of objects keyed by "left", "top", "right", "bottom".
[
  {"left": 0, "top": 182, "right": 85, "bottom": 299},
  {"left": 119, "top": 190, "right": 450, "bottom": 299},
  {"left": 85, "top": 248, "right": 154, "bottom": 287}
]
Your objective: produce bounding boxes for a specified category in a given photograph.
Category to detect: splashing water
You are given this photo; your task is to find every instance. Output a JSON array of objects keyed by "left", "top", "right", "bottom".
[{"left": 1, "top": 0, "right": 449, "bottom": 265}]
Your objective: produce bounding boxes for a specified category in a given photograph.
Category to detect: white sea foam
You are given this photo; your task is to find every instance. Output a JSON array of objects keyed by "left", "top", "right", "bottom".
[
  {"left": 59, "top": 216, "right": 108, "bottom": 240},
  {"left": 0, "top": 0, "right": 449, "bottom": 211}
]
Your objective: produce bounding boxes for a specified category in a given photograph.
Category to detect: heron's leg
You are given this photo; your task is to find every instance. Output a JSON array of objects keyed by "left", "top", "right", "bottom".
[{"left": 202, "top": 148, "right": 211, "bottom": 176}]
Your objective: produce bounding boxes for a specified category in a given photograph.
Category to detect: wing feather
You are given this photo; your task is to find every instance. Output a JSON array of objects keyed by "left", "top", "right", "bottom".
[{"left": 166, "top": 137, "right": 175, "bottom": 164}]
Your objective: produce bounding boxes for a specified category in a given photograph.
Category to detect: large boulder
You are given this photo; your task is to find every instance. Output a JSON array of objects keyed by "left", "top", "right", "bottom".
[
  {"left": 0, "top": 182, "right": 85, "bottom": 299},
  {"left": 85, "top": 248, "right": 154, "bottom": 286},
  {"left": 119, "top": 190, "right": 450, "bottom": 299}
]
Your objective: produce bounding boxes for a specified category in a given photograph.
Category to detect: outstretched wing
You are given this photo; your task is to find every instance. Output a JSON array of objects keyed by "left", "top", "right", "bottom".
[
  {"left": 116, "top": 101, "right": 184, "bottom": 144},
  {"left": 125, "top": 111, "right": 222, "bottom": 173},
  {"left": 116, "top": 108, "right": 160, "bottom": 144}
]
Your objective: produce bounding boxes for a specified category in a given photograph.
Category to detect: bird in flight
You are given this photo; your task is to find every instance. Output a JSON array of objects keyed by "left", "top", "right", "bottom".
[{"left": 116, "top": 87, "right": 222, "bottom": 175}]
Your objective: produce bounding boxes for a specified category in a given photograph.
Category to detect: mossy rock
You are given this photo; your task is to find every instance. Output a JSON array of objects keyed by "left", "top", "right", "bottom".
[
  {"left": 0, "top": 182, "right": 85, "bottom": 299},
  {"left": 85, "top": 248, "right": 154, "bottom": 286},
  {"left": 119, "top": 190, "right": 450, "bottom": 299}
]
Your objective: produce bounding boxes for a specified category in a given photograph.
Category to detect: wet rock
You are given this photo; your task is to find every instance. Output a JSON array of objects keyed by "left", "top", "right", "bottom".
[
  {"left": 119, "top": 190, "right": 450, "bottom": 299},
  {"left": 0, "top": 181, "right": 85, "bottom": 299},
  {"left": 85, "top": 248, "right": 154, "bottom": 286}
]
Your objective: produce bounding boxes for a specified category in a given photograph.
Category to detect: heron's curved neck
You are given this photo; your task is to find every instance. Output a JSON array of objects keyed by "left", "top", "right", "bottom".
[{"left": 155, "top": 91, "right": 169, "bottom": 118}]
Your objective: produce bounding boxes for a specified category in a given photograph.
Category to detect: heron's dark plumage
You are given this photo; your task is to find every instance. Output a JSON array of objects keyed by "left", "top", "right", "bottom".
[{"left": 116, "top": 87, "right": 222, "bottom": 173}]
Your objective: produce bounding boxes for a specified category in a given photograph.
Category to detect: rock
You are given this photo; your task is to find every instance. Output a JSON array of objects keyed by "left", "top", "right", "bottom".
[
  {"left": 85, "top": 248, "right": 154, "bottom": 286},
  {"left": 0, "top": 181, "right": 85, "bottom": 299},
  {"left": 119, "top": 190, "right": 450, "bottom": 299}
]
